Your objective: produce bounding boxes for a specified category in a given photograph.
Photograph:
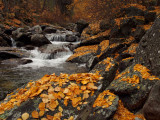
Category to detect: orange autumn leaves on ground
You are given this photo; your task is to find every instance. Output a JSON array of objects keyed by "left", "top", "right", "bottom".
[
  {"left": 113, "top": 100, "right": 145, "bottom": 120},
  {"left": 0, "top": 72, "right": 103, "bottom": 119}
]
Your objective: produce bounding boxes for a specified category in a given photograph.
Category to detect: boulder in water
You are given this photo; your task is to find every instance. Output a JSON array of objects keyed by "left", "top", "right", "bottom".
[
  {"left": 43, "top": 27, "right": 57, "bottom": 34},
  {"left": 76, "top": 19, "right": 89, "bottom": 34},
  {"left": 39, "top": 44, "right": 68, "bottom": 59},
  {"left": 31, "top": 34, "right": 51, "bottom": 47},
  {"left": 1, "top": 58, "right": 32, "bottom": 66},
  {"left": 29, "top": 25, "right": 42, "bottom": 34},
  {"left": 0, "top": 36, "right": 10, "bottom": 47},
  {"left": 15, "top": 32, "right": 32, "bottom": 47},
  {"left": 66, "top": 34, "right": 77, "bottom": 42},
  {"left": 0, "top": 33, "right": 12, "bottom": 47}
]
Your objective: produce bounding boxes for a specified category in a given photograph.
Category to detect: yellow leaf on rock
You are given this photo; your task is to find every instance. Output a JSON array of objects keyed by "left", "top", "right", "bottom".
[
  {"left": 87, "top": 83, "right": 98, "bottom": 90},
  {"left": 41, "top": 118, "right": 48, "bottom": 120},
  {"left": 48, "top": 100, "right": 59, "bottom": 111},
  {"left": 17, "top": 118, "right": 22, "bottom": 120},
  {"left": 58, "top": 106, "right": 63, "bottom": 112},
  {"left": 42, "top": 98, "right": 49, "bottom": 103},
  {"left": 47, "top": 115, "right": 53, "bottom": 120},
  {"left": 81, "top": 80, "right": 89, "bottom": 85},
  {"left": 39, "top": 102, "right": 45, "bottom": 111},
  {"left": 63, "top": 88, "right": 69, "bottom": 94},
  {"left": 32, "top": 110, "right": 39, "bottom": 118},
  {"left": 55, "top": 87, "right": 61, "bottom": 92},
  {"left": 71, "top": 97, "right": 81, "bottom": 107},
  {"left": 68, "top": 116, "right": 74, "bottom": 120},
  {"left": 22, "top": 112, "right": 29, "bottom": 120},
  {"left": 64, "top": 99, "right": 68, "bottom": 106},
  {"left": 39, "top": 110, "right": 45, "bottom": 117}
]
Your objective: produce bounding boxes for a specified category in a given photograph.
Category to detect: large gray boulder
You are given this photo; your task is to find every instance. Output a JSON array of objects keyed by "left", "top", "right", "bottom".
[
  {"left": 135, "top": 17, "right": 160, "bottom": 76},
  {"left": 31, "top": 34, "right": 51, "bottom": 47},
  {"left": 143, "top": 81, "right": 160, "bottom": 120}
]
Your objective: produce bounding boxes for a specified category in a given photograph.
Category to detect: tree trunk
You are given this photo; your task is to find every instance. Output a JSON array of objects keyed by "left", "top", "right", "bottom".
[{"left": 42, "top": 0, "right": 47, "bottom": 12}]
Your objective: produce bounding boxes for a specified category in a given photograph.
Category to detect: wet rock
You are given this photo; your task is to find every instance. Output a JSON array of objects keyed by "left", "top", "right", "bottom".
[
  {"left": 4, "top": 28, "right": 14, "bottom": 35},
  {"left": 143, "top": 81, "right": 160, "bottom": 120},
  {"left": 39, "top": 44, "right": 68, "bottom": 59},
  {"left": 43, "top": 27, "right": 57, "bottom": 34},
  {"left": 65, "top": 23, "right": 77, "bottom": 31},
  {"left": 67, "top": 52, "right": 94, "bottom": 63},
  {"left": 31, "top": 34, "right": 51, "bottom": 47},
  {"left": 0, "top": 47, "right": 30, "bottom": 60},
  {"left": 1, "top": 58, "right": 32, "bottom": 66},
  {"left": 144, "top": 11, "right": 156, "bottom": 23},
  {"left": 0, "top": 36, "right": 10, "bottom": 47},
  {"left": 68, "top": 43, "right": 80, "bottom": 51},
  {"left": 12, "top": 28, "right": 26, "bottom": 38},
  {"left": 15, "top": 32, "right": 31, "bottom": 47},
  {"left": 66, "top": 34, "right": 77, "bottom": 42},
  {"left": 0, "top": 33, "right": 12, "bottom": 46},
  {"left": 91, "top": 57, "right": 118, "bottom": 91},
  {"left": 108, "top": 64, "right": 159, "bottom": 110},
  {"left": 29, "top": 25, "right": 42, "bottom": 34},
  {"left": 135, "top": 17, "right": 160, "bottom": 76},
  {"left": 0, "top": 52, "right": 21, "bottom": 60},
  {"left": 75, "top": 19, "right": 89, "bottom": 34},
  {"left": 24, "top": 45, "right": 35, "bottom": 50},
  {"left": 86, "top": 55, "right": 99, "bottom": 70}
]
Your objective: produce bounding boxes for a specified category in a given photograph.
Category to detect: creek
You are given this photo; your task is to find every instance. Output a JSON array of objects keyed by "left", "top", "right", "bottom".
[{"left": 0, "top": 30, "right": 87, "bottom": 98}]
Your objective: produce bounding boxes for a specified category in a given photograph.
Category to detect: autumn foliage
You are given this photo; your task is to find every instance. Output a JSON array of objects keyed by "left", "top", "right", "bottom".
[{"left": 0, "top": 0, "right": 157, "bottom": 27}]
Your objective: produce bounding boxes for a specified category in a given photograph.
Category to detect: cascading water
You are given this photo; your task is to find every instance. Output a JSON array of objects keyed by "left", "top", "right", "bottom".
[
  {"left": 19, "top": 30, "right": 79, "bottom": 69},
  {"left": 10, "top": 37, "right": 16, "bottom": 47},
  {"left": 0, "top": 30, "right": 87, "bottom": 97}
]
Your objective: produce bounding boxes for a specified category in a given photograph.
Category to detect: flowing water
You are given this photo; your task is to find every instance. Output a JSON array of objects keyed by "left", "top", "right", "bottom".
[{"left": 0, "top": 31, "right": 87, "bottom": 97}]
